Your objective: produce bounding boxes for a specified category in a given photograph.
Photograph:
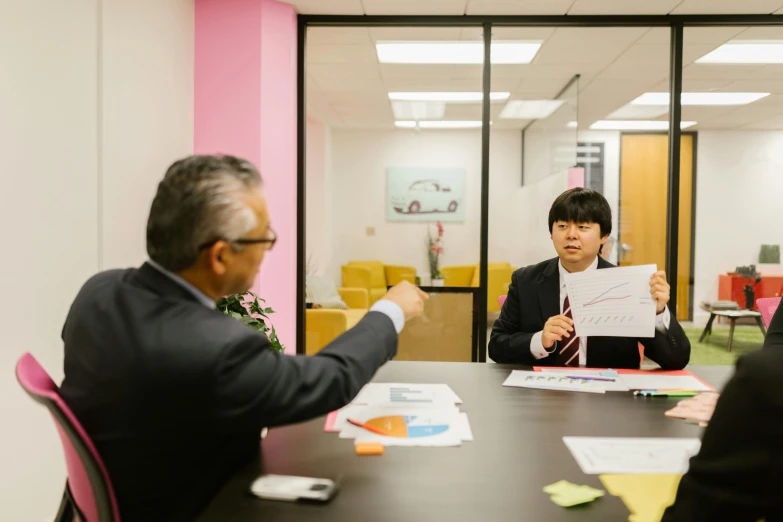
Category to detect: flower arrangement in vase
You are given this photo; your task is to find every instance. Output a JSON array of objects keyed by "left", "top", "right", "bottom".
[{"left": 428, "top": 221, "right": 445, "bottom": 286}]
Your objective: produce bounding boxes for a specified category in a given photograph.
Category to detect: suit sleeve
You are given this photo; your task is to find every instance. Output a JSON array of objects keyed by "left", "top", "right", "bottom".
[
  {"left": 210, "top": 311, "right": 397, "bottom": 431},
  {"left": 488, "top": 272, "right": 541, "bottom": 365},
  {"left": 661, "top": 353, "right": 783, "bottom": 522},
  {"left": 639, "top": 308, "right": 691, "bottom": 370},
  {"left": 764, "top": 302, "right": 783, "bottom": 351}
]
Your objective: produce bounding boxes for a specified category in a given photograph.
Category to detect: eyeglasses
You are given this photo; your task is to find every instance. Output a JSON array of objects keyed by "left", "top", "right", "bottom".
[{"left": 199, "top": 228, "right": 277, "bottom": 251}]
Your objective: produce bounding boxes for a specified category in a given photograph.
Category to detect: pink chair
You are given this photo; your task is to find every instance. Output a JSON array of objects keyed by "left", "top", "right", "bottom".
[
  {"left": 15, "top": 353, "right": 121, "bottom": 522},
  {"left": 498, "top": 295, "right": 507, "bottom": 308},
  {"left": 756, "top": 297, "right": 781, "bottom": 330}
]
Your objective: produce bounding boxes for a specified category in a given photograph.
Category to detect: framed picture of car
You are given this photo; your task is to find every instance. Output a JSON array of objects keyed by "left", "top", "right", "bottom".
[{"left": 386, "top": 167, "right": 465, "bottom": 222}]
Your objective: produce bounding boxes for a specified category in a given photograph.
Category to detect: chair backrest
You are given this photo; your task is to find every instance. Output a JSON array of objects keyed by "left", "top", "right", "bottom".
[
  {"left": 756, "top": 297, "right": 781, "bottom": 328},
  {"left": 347, "top": 261, "right": 386, "bottom": 288},
  {"left": 15, "top": 353, "right": 121, "bottom": 522}
]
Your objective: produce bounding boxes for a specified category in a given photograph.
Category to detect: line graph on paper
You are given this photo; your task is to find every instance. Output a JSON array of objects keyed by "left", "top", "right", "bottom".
[{"left": 563, "top": 265, "right": 657, "bottom": 338}]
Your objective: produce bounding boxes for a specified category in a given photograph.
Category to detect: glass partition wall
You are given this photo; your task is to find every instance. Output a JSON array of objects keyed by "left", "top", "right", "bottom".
[{"left": 298, "top": 16, "right": 783, "bottom": 360}]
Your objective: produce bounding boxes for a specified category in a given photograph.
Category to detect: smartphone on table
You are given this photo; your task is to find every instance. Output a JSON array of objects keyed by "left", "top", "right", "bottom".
[{"left": 250, "top": 474, "right": 339, "bottom": 503}]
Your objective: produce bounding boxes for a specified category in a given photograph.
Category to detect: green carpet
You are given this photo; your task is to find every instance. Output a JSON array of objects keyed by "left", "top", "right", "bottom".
[{"left": 683, "top": 326, "right": 765, "bottom": 366}]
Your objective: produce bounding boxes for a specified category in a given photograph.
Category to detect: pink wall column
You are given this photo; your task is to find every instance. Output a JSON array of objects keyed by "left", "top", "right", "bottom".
[{"left": 195, "top": 0, "right": 298, "bottom": 353}]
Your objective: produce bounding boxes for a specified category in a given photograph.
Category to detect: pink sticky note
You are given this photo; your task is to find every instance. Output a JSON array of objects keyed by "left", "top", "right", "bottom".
[{"left": 324, "top": 410, "right": 339, "bottom": 432}]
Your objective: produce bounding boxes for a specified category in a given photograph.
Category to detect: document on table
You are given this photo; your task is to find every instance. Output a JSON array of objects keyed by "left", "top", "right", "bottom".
[
  {"left": 539, "top": 369, "right": 714, "bottom": 392},
  {"left": 563, "top": 264, "right": 657, "bottom": 338},
  {"left": 344, "top": 406, "right": 465, "bottom": 447},
  {"left": 619, "top": 374, "right": 713, "bottom": 392},
  {"left": 563, "top": 436, "right": 701, "bottom": 474},
  {"left": 502, "top": 370, "right": 606, "bottom": 393},
  {"left": 540, "top": 368, "right": 631, "bottom": 392},
  {"left": 351, "top": 383, "right": 463, "bottom": 407}
]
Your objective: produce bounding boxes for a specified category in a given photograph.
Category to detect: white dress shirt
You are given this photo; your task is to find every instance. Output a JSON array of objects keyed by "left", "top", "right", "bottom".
[
  {"left": 369, "top": 299, "right": 406, "bottom": 333},
  {"left": 529, "top": 257, "right": 670, "bottom": 366}
]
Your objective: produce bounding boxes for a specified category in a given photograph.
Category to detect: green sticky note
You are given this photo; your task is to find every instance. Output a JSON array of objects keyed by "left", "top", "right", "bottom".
[
  {"left": 545, "top": 481, "right": 605, "bottom": 507},
  {"left": 543, "top": 480, "right": 574, "bottom": 495}
]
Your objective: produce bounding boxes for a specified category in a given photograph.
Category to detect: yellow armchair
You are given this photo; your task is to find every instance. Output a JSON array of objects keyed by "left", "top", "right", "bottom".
[
  {"left": 385, "top": 265, "right": 416, "bottom": 285},
  {"left": 480, "top": 263, "right": 514, "bottom": 313},
  {"left": 305, "top": 287, "right": 369, "bottom": 355},
  {"left": 342, "top": 261, "right": 416, "bottom": 305},
  {"left": 338, "top": 287, "right": 369, "bottom": 309},
  {"left": 439, "top": 262, "right": 514, "bottom": 313},
  {"left": 441, "top": 265, "right": 475, "bottom": 287}
]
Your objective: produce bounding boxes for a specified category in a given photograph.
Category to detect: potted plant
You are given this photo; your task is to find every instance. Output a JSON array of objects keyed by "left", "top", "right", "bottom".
[
  {"left": 216, "top": 291, "right": 285, "bottom": 352},
  {"left": 216, "top": 291, "right": 284, "bottom": 440},
  {"left": 428, "top": 221, "right": 445, "bottom": 286}
]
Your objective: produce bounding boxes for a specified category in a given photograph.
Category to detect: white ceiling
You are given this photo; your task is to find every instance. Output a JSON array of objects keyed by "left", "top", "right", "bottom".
[
  {"left": 281, "top": 0, "right": 783, "bottom": 15},
  {"left": 298, "top": 2, "right": 783, "bottom": 130}
]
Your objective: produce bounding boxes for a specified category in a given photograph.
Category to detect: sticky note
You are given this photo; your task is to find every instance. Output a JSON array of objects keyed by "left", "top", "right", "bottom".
[
  {"left": 600, "top": 474, "right": 681, "bottom": 522},
  {"left": 544, "top": 480, "right": 604, "bottom": 507},
  {"left": 355, "top": 443, "right": 384, "bottom": 455}
]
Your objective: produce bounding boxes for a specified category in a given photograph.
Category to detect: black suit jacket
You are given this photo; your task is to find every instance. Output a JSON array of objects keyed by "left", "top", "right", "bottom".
[
  {"left": 662, "top": 344, "right": 783, "bottom": 521},
  {"left": 488, "top": 257, "right": 690, "bottom": 369},
  {"left": 59, "top": 263, "right": 398, "bottom": 522}
]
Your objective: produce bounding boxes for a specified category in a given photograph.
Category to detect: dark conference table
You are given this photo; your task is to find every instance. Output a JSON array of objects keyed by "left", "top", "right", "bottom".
[{"left": 198, "top": 362, "right": 735, "bottom": 522}]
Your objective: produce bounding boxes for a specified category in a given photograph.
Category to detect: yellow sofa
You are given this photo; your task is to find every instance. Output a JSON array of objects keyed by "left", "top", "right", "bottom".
[
  {"left": 440, "top": 262, "right": 514, "bottom": 312},
  {"left": 305, "top": 287, "right": 369, "bottom": 355},
  {"left": 341, "top": 261, "right": 416, "bottom": 305}
]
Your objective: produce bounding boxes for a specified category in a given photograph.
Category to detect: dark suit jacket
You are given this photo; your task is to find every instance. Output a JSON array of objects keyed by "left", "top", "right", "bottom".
[
  {"left": 488, "top": 257, "right": 690, "bottom": 369},
  {"left": 59, "top": 263, "right": 397, "bottom": 522},
  {"left": 662, "top": 345, "right": 783, "bottom": 521}
]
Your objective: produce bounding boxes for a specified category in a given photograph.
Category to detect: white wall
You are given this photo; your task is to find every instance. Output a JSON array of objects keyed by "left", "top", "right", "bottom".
[
  {"left": 328, "top": 129, "right": 491, "bottom": 282},
  {"left": 102, "top": 0, "right": 195, "bottom": 267},
  {"left": 0, "top": 1, "right": 193, "bottom": 520},
  {"left": 693, "top": 131, "right": 783, "bottom": 322},
  {"left": 305, "top": 116, "right": 331, "bottom": 275},
  {"left": 324, "top": 129, "right": 584, "bottom": 282}
]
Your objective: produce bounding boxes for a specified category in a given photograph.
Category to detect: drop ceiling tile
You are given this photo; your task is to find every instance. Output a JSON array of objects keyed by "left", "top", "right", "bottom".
[{"left": 466, "top": 0, "right": 575, "bottom": 15}]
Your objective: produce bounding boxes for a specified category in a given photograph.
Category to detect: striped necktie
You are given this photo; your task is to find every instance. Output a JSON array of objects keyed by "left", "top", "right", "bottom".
[{"left": 560, "top": 295, "right": 579, "bottom": 367}]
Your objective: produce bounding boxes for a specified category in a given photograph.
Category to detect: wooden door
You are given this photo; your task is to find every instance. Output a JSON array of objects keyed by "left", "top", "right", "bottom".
[{"left": 619, "top": 134, "right": 693, "bottom": 321}]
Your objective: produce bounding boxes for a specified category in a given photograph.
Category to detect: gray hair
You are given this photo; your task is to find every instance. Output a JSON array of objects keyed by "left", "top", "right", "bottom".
[{"left": 146, "top": 155, "right": 263, "bottom": 272}]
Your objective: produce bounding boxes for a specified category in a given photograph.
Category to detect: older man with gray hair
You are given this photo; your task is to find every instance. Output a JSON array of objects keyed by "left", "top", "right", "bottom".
[{"left": 60, "top": 155, "right": 428, "bottom": 522}]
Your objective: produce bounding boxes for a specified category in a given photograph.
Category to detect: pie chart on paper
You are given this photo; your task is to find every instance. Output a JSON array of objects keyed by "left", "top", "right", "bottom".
[{"left": 364, "top": 415, "right": 450, "bottom": 438}]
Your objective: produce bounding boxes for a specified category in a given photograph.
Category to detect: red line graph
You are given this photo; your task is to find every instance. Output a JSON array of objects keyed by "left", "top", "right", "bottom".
[{"left": 584, "top": 295, "right": 631, "bottom": 307}]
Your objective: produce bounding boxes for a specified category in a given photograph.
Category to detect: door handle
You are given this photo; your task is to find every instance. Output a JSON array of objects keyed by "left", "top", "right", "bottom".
[{"left": 620, "top": 242, "right": 633, "bottom": 261}]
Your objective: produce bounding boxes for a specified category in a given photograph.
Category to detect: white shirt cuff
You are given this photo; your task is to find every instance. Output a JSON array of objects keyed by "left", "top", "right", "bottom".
[
  {"left": 370, "top": 299, "right": 405, "bottom": 334},
  {"left": 655, "top": 305, "right": 671, "bottom": 334},
  {"left": 530, "top": 331, "right": 553, "bottom": 360}
]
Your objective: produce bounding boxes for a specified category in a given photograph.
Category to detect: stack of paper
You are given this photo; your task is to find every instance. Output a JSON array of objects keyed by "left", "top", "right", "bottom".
[
  {"left": 563, "top": 437, "right": 701, "bottom": 475},
  {"left": 503, "top": 370, "right": 608, "bottom": 393},
  {"left": 543, "top": 480, "right": 605, "bottom": 507},
  {"left": 324, "top": 383, "right": 472, "bottom": 447},
  {"left": 527, "top": 368, "right": 715, "bottom": 394}
]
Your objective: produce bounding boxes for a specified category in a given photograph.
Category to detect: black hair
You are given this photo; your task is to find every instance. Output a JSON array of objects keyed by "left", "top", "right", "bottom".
[{"left": 548, "top": 187, "right": 612, "bottom": 238}]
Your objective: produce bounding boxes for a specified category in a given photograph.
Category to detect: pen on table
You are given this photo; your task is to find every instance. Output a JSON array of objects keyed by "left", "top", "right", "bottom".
[
  {"left": 634, "top": 390, "right": 699, "bottom": 397},
  {"left": 566, "top": 375, "right": 616, "bottom": 382},
  {"left": 347, "top": 418, "right": 390, "bottom": 436}
]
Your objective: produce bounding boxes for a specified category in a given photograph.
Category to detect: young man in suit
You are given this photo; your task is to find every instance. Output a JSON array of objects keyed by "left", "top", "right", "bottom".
[
  {"left": 489, "top": 187, "right": 690, "bottom": 369},
  {"left": 59, "top": 155, "right": 428, "bottom": 522},
  {"left": 662, "top": 302, "right": 783, "bottom": 521}
]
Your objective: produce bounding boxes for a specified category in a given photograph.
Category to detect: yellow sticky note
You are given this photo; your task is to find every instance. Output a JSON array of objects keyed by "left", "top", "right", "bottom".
[{"left": 599, "top": 474, "right": 682, "bottom": 522}]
